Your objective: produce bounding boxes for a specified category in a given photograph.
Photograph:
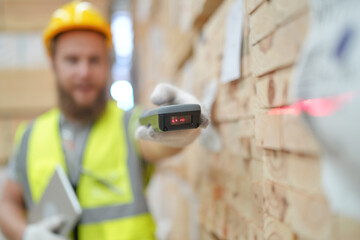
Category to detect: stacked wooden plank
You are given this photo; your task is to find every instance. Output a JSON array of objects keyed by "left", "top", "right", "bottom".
[
  {"left": 133, "top": 0, "right": 360, "bottom": 239},
  {"left": 0, "top": 0, "right": 110, "bottom": 30}
]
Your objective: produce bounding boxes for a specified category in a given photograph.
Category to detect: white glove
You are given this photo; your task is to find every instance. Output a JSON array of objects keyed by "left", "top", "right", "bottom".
[
  {"left": 292, "top": 0, "right": 360, "bottom": 219},
  {"left": 23, "top": 215, "right": 68, "bottom": 240},
  {"left": 136, "top": 83, "right": 210, "bottom": 148}
]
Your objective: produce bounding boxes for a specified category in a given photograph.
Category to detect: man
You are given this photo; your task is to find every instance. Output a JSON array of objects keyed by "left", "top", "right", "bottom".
[{"left": 0, "top": 1, "right": 208, "bottom": 240}]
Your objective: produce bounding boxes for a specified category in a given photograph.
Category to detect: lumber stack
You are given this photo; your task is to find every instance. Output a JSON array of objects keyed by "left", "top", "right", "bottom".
[{"left": 133, "top": 0, "right": 360, "bottom": 239}]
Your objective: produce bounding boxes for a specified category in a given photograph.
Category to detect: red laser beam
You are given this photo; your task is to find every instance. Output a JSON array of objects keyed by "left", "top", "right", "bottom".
[{"left": 268, "top": 91, "right": 357, "bottom": 116}]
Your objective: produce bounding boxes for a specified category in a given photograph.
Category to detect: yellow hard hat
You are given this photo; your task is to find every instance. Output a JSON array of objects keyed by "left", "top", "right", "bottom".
[{"left": 43, "top": 0, "right": 112, "bottom": 56}]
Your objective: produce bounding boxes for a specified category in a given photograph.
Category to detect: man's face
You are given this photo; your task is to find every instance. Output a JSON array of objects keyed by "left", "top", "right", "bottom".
[{"left": 52, "top": 30, "right": 109, "bottom": 109}]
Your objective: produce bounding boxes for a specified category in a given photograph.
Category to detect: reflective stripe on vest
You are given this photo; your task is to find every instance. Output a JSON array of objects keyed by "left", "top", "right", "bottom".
[{"left": 17, "top": 102, "right": 155, "bottom": 239}]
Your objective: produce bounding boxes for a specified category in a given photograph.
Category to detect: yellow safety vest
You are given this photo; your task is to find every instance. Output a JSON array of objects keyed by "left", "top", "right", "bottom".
[{"left": 17, "top": 101, "right": 156, "bottom": 240}]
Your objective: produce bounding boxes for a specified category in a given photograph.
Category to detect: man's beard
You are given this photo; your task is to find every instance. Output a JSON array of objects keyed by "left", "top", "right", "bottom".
[{"left": 57, "top": 82, "right": 108, "bottom": 123}]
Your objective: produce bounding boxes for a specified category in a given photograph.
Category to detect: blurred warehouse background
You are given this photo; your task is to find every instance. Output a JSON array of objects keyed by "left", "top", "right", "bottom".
[{"left": 1, "top": 0, "right": 360, "bottom": 239}]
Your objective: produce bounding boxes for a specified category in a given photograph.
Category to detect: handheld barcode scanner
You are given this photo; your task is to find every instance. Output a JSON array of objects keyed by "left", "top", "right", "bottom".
[{"left": 139, "top": 104, "right": 201, "bottom": 132}]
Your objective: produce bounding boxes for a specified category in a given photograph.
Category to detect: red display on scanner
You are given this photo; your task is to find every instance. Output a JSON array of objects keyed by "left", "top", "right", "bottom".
[{"left": 170, "top": 115, "right": 191, "bottom": 125}]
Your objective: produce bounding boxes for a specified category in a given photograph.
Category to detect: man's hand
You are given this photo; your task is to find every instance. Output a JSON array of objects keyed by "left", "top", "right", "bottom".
[
  {"left": 136, "top": 83, "right": 209, "bottom": 148},
  {"left": 23, "top": 215, "right": 68, "bottom": 240}
]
